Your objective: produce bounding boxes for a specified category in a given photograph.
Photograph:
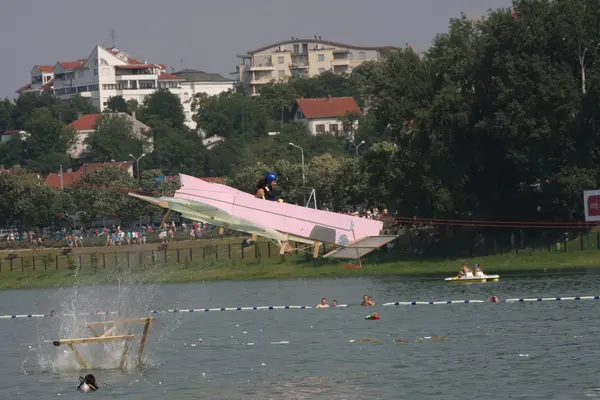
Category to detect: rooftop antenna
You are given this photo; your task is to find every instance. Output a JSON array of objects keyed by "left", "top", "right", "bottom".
[
  {"left": 110, "top": 29, "right": 116, "bottom": 48},
  {"left": 180, "top": 58, "right": 184, "bottom": 70}
]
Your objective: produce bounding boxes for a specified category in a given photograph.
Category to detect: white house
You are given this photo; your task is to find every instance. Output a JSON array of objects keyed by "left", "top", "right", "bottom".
[
  {"left": 1, "top": 130, "right": 29, "bottom": 142},
  {"left": 293, "top": 96, "right": 362, "bottom": 136},
  {"left": 67, "top": 112, "right": 153, "bottom": 159},
  {"left": 17, "top": 46, "right": 236, "bottom": 130}
]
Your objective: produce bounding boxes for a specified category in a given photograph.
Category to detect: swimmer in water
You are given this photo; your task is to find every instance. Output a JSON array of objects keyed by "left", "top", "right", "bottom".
[
  {"left": 77, "top": 374, "right": 98, "bottom": 392},
  {"left": 489, "top": 296, "right": 499, "bottom": 303},
  {"left": 316, "top": 298, "right": 330, "bottom": 308}
]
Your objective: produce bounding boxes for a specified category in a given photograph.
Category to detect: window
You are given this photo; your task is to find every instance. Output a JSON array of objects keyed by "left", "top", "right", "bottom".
[
  {"left": 88, "top": 84, "right": 99, "bottom": 91},
  {"left": 278, "top": 70, "right": 285, "bottom": 78},
  {"left": 93, "top": 69, "right": 98, "bottom": 75},
  {"left": 359, "top": 51, "right": 366, "bottom": 60},
  {"left": 296, "top": 110, "right": 303, "bottom": 119},
  {"left": 302, "top": 43, "right": 308, "bottom": 53},
  {"left": 318, "top": 54, "right": 325, "bottom": 62},
  {"left": 329, "top": 124, "right": 339, "bottom": 135},
  {"left": 315, "top": 124, "right": 326, "bottom": 134},
  {"left": 183, "top": 92, "right": 189, "bottom": 102},
  {"left": 277, "top": 56, "right": 284, "bottom": 64},
  {"left": 293, "top": 44, "right": 299, "bottom": 53},
  {"left": 318, "top": 68, "right": 325, "bottom": 74}
]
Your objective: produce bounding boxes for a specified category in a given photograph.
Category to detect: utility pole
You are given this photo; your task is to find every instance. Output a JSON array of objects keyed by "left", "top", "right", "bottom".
[
  {"left": 110, "top": 29, "right": 116, "bottom": 48},
  {"left": 350, "top": 140, "right": 366, "bottom": 157},
  {"left": 289, "top": 143, "right": 306, "bottom": 205},
  {"left": 129, "top": 153, "right": 146, "bottom": 180},
  {"left": 242, "top": 106, "right": 246, "bottom": 166},
  {"left": 59, "top": 164, "right": 64, "bottom": 190}
]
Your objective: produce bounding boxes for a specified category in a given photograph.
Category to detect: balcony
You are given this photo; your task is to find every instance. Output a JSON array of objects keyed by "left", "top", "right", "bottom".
[
  {"left": 249, "top": 63, "right": 274, "bottom": 71},
  {"left": 250, "top": 56, "right": 274, "bottom": 71},
  {"left": 331, "top": 58, "right": 350, "bottom": 66},
  {"left": 250, "top": 77, "right": 273, "bottom": 85},
  {"left": 115, "top": 73, "right": 155, "bottom": 81},
  {"left": 290, "top": 63, "right": 309, "bottom": 69}
]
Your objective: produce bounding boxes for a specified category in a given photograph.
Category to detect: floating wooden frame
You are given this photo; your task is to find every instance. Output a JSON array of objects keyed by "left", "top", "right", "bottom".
[{"left": 52, "top": 317, "right": 155, "bottom": 371}]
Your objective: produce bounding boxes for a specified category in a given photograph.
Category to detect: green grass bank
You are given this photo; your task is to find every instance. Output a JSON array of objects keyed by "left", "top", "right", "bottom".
[{"left": 1, "top": 245, "right": 600, "bottom": 290}]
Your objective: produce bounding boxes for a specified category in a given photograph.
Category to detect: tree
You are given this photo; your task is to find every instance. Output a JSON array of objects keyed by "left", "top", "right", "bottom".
[
  {"left": 306, "top": 153, "right": 343, "bottom": 206},
  {"left": 68, "top": 166, "right": 146, "bottom": 226},
  {"left": 338, "top": 110, "right": 363, "bottom": 139},
  {"left": 0, "top": 98, "right": 13, "bottom": 132},
  {"left": 105, "top": 96, "right": 129, "bottom": 113},
  {"left": 140, "top": 88, "right": 185, "bottom": 129},
  {"left": 24, "top": 108, "right": 75, "bottom": 173},
  {"left": 85, "top": 113, "right": 148, "bottom": 162},
  {"left": 0, "top": 170, "right": 69, "bottom": 229},
  {"left": 193, "top": 91, "right": 268, "bottom": 139},
  {"left": 146, "top": 122, "right": 207, "bottom": 176}
]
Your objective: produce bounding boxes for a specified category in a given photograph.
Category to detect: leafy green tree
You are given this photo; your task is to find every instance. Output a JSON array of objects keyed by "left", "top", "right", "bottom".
[
  {"left": 306, "top": 153, "right": 343, "bottom": 206},
  {"left": 68, "top": 166, "right": 146, "bottom": 226},
  {"left": 193, "top": 92, "right": 268, "bottom": 139},
  {"left": 0, "top": 99, "right": 13, "bottom": 132},
  {"left": 23, "top": 108, "right": 75, "bottom": 173},
  {"left": 146, "top": 122, "right": 207, "bottom": 176},
  {"left": 105, "top": 96, "right": 129, "bottom": 113},
  {"left": 85, "top": 113, "right": 148, "bottom": 162},
  {"left": 140, "top": 88, "right": 185, "bottom": 129}
]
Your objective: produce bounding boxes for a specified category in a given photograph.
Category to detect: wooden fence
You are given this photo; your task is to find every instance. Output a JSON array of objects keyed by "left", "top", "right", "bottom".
[{"left": 0, "top": 241, "right": 331, "bottom": 273}]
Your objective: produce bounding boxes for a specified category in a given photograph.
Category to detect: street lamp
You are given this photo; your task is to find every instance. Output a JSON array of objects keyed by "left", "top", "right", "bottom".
[
  {"left": 350, "top": 140, "right": 366, "bottom": 157},
  {"left": 289, "top": 142, "right": 306, "bottom": 205},
  {"left": 129, "top": 153, "right": 146, "bottom": 180}
]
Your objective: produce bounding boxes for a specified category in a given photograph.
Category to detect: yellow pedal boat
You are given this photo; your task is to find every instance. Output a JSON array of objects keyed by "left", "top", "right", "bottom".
[{"left": 444, "top": 274, "right": 500, "bottom": 283}]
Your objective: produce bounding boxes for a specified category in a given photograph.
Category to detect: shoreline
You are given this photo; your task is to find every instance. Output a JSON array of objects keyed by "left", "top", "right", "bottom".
[{"left": 1, "top": 248, "right": 600, "bottom": 290}]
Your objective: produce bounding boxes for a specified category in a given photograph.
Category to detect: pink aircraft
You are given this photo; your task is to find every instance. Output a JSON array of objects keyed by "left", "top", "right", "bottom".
[{"left": 129, "top": 174, "right": 396, "bottom": 259}]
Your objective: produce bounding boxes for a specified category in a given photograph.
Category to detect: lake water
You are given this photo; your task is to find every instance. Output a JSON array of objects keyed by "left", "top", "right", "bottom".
[{"left": 1, "top": 274, "right": 600, "bottom": 399}]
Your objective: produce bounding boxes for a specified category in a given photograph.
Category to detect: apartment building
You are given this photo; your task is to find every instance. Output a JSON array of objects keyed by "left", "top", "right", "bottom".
[
  {"left": 235, "top": 37, "right": 400, "bottom": 95},
  {"left": 17, "top": 46, "right": 235, "bottom": 129}
]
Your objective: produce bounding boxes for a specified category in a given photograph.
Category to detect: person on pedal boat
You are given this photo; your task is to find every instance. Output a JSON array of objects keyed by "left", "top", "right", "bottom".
[
  {"left": 474, "top": 264, "right": 485, "bottom": 277},
  {"left": 458, "top": 264, "right": 472, "bottom": 278},
  {"left": 255, "top": 172, "right": 278, "bottom": 201}
]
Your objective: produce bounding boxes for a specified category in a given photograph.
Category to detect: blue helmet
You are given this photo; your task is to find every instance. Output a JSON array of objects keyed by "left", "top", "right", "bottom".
[{"left": 265, "top": 172, "right": 277, "bottom": 184}]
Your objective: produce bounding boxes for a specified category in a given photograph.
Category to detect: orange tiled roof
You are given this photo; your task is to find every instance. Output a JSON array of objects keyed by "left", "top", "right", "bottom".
[
  {"left": 296, "top": 96, "right": 362, "bottom": 118},
  {"left": 68, "top": 114, "right": 101, "bottom": 131},
  {"left": 16, "top": 83, "right": 32, "bottom": 93},
  {"left": 58, "top": 59, "right": 87, "bottom": 70},
  {"left": 158, "top": 72, "right": 182, "bottom": 80},
  {"left": 77, "top": 162, "right": 132, "bottom": 174},
  {"left": 39, "top": 65, "right": 54, "bottom": 72},
  {"left": 45, "top": 172, "right": 85, "bottom": 189}
]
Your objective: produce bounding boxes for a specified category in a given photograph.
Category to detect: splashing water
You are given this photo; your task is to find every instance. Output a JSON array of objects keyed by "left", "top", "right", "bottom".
[{"left": 29, "top": 263, "right": 182, "bottom": 374}]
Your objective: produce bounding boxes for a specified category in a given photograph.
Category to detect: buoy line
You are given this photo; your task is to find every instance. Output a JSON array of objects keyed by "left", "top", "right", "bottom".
[{"left": 0, "top": 295, "right": 598, "bottom": 320}]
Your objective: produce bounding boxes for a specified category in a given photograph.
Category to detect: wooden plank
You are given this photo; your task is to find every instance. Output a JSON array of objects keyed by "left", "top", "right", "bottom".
[
  {"left": 56, "top": 334, "right": 135, "bottom": 345},
  {"left": 68, "top": 343, "right": 91, "bottom": 370},
  {"left": 313, "top": 241, "right": 321, "bottom": 258},
  {"left": 88, "top": 317, "right": 155, "bottom": 327},
  {"left": 119, "top": 338, "right": 132, "bottom": 370},
  {"left": 138, "top": 318, "right": 152, "bottom": 365}
]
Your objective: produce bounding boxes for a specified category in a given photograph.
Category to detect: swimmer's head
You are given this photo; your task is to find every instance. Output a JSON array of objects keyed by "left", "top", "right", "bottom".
[
  {"left": 78, "top": 374, "right": 98, "bottom": 392},
  {"left": 489, "top": 296, "right": 499, "bottom": 303}
]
